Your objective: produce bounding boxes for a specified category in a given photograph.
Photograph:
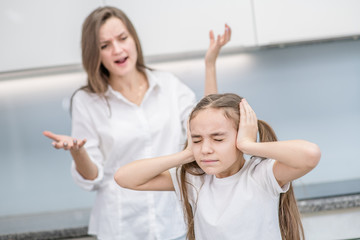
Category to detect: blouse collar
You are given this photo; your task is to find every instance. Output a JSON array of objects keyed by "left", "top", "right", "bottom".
[{"left": 104, "top": 69, "right": 160, "bottom": 105}]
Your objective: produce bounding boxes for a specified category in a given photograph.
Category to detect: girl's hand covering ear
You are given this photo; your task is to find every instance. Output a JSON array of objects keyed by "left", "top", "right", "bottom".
[
  {"left": 236, "top": 99, "right": 258, "bottom": 151},
  {"left": 43, "top": 131, "right": 86, "bottom": 151},
  {"left": 182, "top": 119, "right": 196, "bottom": 164},
  {"left": 185, "top": 120, "right": 193, "bottom": 153}
]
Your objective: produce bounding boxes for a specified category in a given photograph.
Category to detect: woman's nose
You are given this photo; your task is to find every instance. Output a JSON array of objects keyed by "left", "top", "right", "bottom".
[{"left": 112, "top": 41, "right": 123, "bottom": 54}]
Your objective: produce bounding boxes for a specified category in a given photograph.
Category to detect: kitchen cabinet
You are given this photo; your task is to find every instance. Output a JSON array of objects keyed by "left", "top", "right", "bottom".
[
  {"left": 105, "top": 0, "right": 256, "bottom": 56},
  {"left": 2, "top": 0, "right": 360, "bottom": 73},
  {"left": 0, "top": 0, "right": 255, "bottom": 73},
  {"left": 0, "top": 0, "right": 103, "bottom": 73},
  {"left": 254, "top": 0, "right": 360, "bottom": 45}
]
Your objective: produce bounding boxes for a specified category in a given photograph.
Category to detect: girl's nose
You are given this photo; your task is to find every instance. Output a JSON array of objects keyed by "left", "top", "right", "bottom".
[{"left": 201, "top": 140, "right": 213, "bottom": 154}]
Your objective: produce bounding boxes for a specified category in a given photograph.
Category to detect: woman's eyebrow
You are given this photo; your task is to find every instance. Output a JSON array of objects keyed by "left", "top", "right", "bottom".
[{"left": 100, "top": 32, "right": 126, "bottom": 44}]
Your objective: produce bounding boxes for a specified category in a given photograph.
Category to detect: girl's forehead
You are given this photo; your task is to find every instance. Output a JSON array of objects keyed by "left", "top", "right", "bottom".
[
  {"left": 191, "top": 108, "right": 223, "bottom": 120},
  {"left": 190, "top": 108, "right": 235, "bottom": 131}
]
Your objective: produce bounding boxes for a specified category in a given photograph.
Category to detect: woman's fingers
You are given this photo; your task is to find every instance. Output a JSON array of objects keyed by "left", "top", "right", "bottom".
[
  {"left": 63, "top": 141, "right": 71, "bottom": 150},
  {"left": 72, "top": 139, "right": 78, "bottom": 150},
  {"left": 44, "top": 130, "right": 69, "bottom": 149},
  {"left": 44, "top": 130, "right": 86, "bottom": 151},
  {"left": 209, "top": 30, "right": 215, "bottom": 43},
  {"left": 77, "top": 139, "right": 87, "bottom": 149},
  {"left": 225, "top": 24, "right": 231, "bottom": 42},
  {"left": 210, "top": 24, "right": 231, "bottom": 48},
  {"left": 43, "top": 131, "right": 60, "bottom": 141},
  {"left": 218, "top": 24, "right": 231, "bottom": 46},
  {"left": 52, "top": 140, "right": 70, "bottom": 150},
  {"left": 52, "top": 141, "right": 66, "bottom": 149},
  {"left": 72, "top": 138, "right": 87, "bottom": 150}
]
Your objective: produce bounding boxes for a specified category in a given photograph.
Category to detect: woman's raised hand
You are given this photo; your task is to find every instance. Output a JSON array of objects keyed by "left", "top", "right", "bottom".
[
  {"left": 205, "top": 24, "right": 231, "bottom": 65},
  {"left": 43, "top": 131, "right": 86, "bottom": 151},
  {"left": 236, "top": 99, "right": 258, "bottom": 151}
]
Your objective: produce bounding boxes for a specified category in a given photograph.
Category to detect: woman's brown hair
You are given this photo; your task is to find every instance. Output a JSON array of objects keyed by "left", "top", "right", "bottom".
[{"left": 178, "top": 93, "right": 304, "bottom": 240}]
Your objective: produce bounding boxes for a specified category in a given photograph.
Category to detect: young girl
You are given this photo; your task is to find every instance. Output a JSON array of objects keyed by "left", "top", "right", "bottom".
[{"left": 115, "top": 93, "right": 321, "bottom": 240}]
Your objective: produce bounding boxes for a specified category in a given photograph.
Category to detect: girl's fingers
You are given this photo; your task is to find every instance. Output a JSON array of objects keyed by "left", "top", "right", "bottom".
[
  {"left": 242, "top": 99, "right": 253, "bottom": 115},
  {"left": 240, "top": 99, "right": 257, "bottom": 125},
  {"left": 238, "top": 99, "right": 258, "bottom": 144},
  {"left": 239, "top": 101, "right": 246, "bottom": 124},
  {"left": 186, "top": 120, "right": 193, "bottom": 151},
  {"left": 241, "top": 99, "right": 250, "bottom": 119}
]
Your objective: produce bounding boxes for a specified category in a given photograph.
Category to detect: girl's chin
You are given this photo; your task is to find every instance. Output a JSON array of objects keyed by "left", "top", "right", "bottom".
[{"left": 201, "top": 168, "right": 219, "bottom": 176}]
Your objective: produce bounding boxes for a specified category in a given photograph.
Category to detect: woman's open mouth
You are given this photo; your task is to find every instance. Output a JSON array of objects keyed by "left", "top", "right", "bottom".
[{"left": 114, "top": 57, "right": 128, "bottom": 64}]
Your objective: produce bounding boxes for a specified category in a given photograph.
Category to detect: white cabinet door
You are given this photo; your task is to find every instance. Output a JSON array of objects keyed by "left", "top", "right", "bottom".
[
  {"left": 0, "top": 0, "right": 102, "bottom": 72},
  {"left": 254, "top": 0, "right": 360, "bottom": 45},
  {"left": 105, "top": 0, "right": 256, "bottom": 56}
]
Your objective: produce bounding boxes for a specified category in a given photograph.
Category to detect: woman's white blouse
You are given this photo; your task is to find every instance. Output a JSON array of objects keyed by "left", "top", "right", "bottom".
[{"left": 70, "top": 69, "right": 196, "bottom": 240}]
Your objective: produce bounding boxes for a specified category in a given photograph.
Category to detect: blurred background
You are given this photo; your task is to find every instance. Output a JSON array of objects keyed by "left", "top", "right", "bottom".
[{"left": 0, "top": 0, "right": 359, "bottom": 239}]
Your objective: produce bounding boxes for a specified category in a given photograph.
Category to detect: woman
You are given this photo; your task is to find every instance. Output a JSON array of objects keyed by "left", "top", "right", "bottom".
[
  {"left": 115, "top": 93, "right": 321, "bottom": 240},
  {"left": 43, "top": 6, "right": 231, "bottom": 240}
]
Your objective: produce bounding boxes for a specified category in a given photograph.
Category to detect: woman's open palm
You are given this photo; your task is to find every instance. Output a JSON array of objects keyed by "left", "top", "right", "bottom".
[{"left": 43, "top": 131, "right": 86, "bottom": 151}]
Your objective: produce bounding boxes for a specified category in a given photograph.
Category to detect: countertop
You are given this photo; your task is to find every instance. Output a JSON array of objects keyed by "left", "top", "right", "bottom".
[{"left": 1, "top": 193, "right": 360, "bottom": 240}]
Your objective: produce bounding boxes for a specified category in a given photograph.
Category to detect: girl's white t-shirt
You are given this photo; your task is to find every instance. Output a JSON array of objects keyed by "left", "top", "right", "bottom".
[{"left": 170, "top": 157, "right": 290, "bottom": 240}]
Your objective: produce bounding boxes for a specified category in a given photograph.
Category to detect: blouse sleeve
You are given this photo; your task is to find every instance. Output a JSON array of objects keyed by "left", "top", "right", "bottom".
[{"left": 70, "top": 91, "right": 104, "bottom": 191}]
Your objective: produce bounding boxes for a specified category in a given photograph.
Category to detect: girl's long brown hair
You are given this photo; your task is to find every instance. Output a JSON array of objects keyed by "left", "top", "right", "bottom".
[{"left": 178, "top": 93, "right": 304, "bottom": 240}]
